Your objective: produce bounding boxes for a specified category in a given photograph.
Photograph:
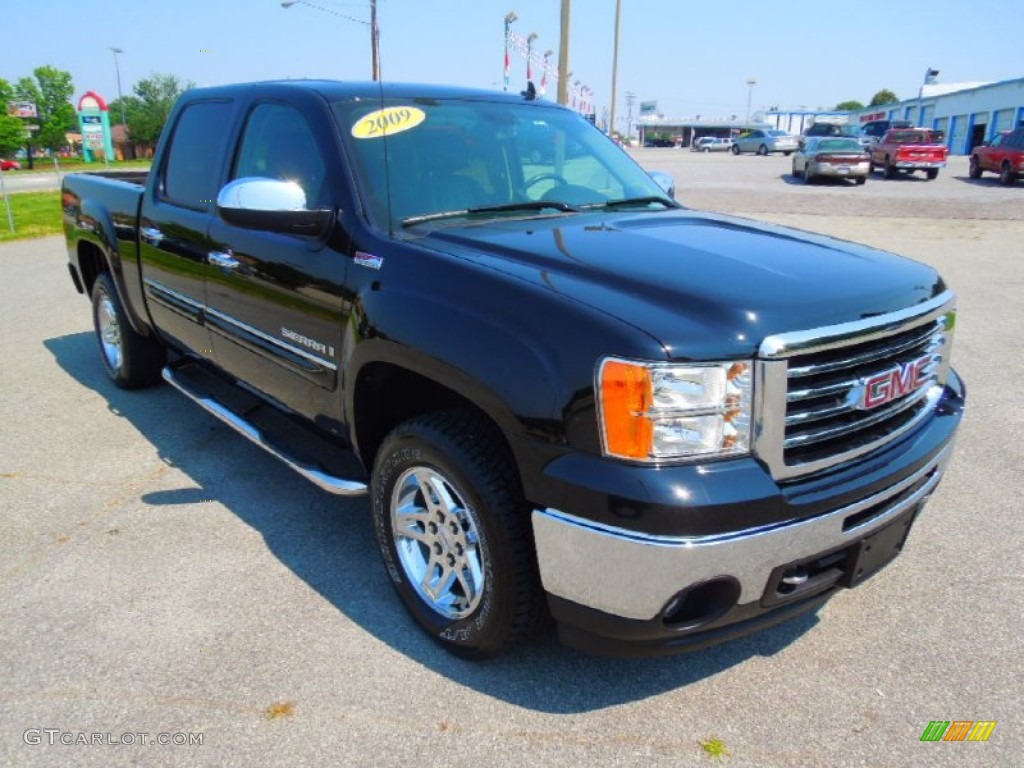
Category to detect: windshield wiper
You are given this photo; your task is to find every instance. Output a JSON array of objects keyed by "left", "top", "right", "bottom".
[
  {"left": 400, "top": 210, "right": 471, "bottom": 227},
  {"left": 401, "top": 200, "right": 580, "bottom": 228},
  {"left": 467, "top": 200, "right": 581, "bottom": 214},
  {"left": 581, "top": 196, "right": 679, "bottom": 210}
]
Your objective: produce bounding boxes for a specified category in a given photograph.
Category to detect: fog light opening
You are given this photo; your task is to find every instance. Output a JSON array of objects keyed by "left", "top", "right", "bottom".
[{"left": 661, "top": 577, "right": 741, "bottom": 631}]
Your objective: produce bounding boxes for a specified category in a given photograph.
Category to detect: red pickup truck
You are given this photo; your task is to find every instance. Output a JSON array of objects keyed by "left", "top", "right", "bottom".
[
  {"left": 870, "top": 129, "right": 948, "bottom": 180},
  {"left": 969, "top": 127, "right": 1024, "bottom": 185}
]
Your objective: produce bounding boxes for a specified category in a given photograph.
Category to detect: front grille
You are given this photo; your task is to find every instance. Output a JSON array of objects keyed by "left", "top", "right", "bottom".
[
  {"left": 755, "top": 293, "right": 956, "bottom": 480},
  {"left": 783, "top": 318, "right": 946, "bottom": 466}
]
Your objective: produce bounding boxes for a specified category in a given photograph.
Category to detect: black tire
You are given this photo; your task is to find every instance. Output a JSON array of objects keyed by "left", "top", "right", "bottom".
[
  {"left": 803, "top": 164, "right": 813, "bottom": 185},
  {"left": 855, "top": 175, "right": 867, "bottom": 185},
  {"left": 925, "top": 168, "right": 939, "bottom": 180},
  {"left": 371, "top": 409, "right": 544, "bottom": 658},
  {"left": 757, "top": 144, "right": 768, "bottom": 156},
  {"left": 883, "top": 156, "right": 897, "bottom": 179},
  {"left": 968, "top": 156, "right": 982, "bottom": 179},
  {"left": 783, "top": 151, "right": 793, "bottom": 156},
  {"left": 702, "top": 147, "right": 711, "bottom": 153},
  {"left": 999, "top": 162, "right": 1015, "bottom": 186},
  {"left": 91, "top": 273, "right": 165, "bottom": 388},
  {"left": 731, "top": 144, "right": 741, "bottom": 155},
  {"left": 792, "top": 161, "right": 802, "bottom": 178}
]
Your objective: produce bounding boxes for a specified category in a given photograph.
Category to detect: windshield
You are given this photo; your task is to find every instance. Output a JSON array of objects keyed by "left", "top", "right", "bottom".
[{"left": 333, "top": 97, "right": 669, "bottom": 229}]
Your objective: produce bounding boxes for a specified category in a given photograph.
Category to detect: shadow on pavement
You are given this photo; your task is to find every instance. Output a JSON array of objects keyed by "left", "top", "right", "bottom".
[{"left": 45, "top": 330, "right": 822, "bottom": 714}]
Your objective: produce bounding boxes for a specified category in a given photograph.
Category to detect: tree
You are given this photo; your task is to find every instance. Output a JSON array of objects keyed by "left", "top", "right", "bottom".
[
  {"left": 869, "top": 89, "right": 899, "bottom": 107},
  {"left": 835, "top": 100, "right": 865, "bottom": 111},
  {"left": 14, "top": 66, "right": 77, "bottom": 152},
  {"left": 0, "top": 78, "right": 28, "bottom": 156},
  {"left": 116, "top": 73, "right": 193, "bottom": 146}
]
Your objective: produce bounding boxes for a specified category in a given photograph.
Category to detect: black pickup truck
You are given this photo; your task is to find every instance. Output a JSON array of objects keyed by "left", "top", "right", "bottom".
[{"left": 63, "top": 80, "right": 965, "bottom": 658}]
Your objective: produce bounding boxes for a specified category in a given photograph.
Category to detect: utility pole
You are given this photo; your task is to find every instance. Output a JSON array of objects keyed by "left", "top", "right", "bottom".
[
  {"left": 609, "top": 0, "right": 621, "bottom": 136},
  {"left": 370, "top": 0, "right": 380, "bottom": 81},
  {"left": 556, "top": 0, "right": 571, "bottom": 106}
]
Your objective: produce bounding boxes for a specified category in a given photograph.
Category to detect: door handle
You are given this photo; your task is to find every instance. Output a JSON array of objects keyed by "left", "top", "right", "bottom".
[
  {"left": 140, "top": 226, "right": 164, "bottom": 244},
  {"left": 207, "top": 251, "right": 239, "bottom": 270}
]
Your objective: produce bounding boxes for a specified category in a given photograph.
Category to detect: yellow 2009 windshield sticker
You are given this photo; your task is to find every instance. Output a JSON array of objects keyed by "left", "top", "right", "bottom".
[{"left": 351, "top": 107, "right": 426, "bottom": 139}]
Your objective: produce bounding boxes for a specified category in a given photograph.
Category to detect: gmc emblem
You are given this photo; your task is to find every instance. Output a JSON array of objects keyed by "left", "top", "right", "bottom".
[{"left": 858, "top": 355, "right": 933, "bottom": 410}]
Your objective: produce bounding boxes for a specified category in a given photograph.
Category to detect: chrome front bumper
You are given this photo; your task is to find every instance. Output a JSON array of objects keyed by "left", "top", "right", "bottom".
[{"left": 532, "top": 441, "right": 955, "bottom": 622}]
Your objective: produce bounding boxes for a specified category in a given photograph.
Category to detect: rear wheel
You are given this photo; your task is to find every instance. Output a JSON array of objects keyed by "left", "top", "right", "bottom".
[
  {"left": 855, "top": 175, "right": 867, "bottom": 185},
  {"left": 925, "top": 168, "right": 939, "bottom": 180},
  {"left": 803, "top": 165, "right": 813, "bottom": 185},
  {"left": 884, "top": 156, "right": 897, "bottom": 179},
  {"left": 792, "top": 160, "right": 802, "bottom": 178},
  {"left": 757, "top": 144, "right": 768, "bottom": 156},
  {"left": 702, "top": 147, "right": 711, "bottom": 153},
  {"left": 91, "top": 273, "right": 165, "bottom": 389},
  {"left": 968, "top": 156, "right": 982, "bottom": 179},
  {"left": 999, "top": 162, "right": 1016, "bottom": 186},
  {"left": 371, "top": 410, "right": 544, "bottom": 658}
]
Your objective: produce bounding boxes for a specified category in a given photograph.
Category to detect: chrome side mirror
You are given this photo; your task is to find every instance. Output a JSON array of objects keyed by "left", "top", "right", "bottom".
[
  {"left": 648, "top": 170, "right": 676, "bottom": 199},
  {"left": 216, "top": 177, "right": 331, "bottom": 236}
]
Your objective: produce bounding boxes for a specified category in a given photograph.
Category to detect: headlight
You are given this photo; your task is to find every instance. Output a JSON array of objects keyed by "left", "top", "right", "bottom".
[{"left": 597, "top": 357, "right": 753, "bottom": 461}]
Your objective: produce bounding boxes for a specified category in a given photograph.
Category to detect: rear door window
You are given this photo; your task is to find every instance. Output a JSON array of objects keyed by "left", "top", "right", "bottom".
[{"left": 161, "top": 101, "right": 235, "bottom": 211}]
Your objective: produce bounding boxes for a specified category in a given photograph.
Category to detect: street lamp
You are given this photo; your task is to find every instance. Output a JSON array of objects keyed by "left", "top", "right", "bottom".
[
  {"left": 282, "top": 0, "right": 380, "bottom": 81},
  {"left": 919, "top": 67, "right": 939, "bottom": 125},
  {"left": 745, "top": 77, "right": 757, "bottom": 126},
  {"left": 109, "top": 47, "right": 127, "bottom": 160},
  {"left": 503, "top": 11, "right": 517, "bottom": 91}
]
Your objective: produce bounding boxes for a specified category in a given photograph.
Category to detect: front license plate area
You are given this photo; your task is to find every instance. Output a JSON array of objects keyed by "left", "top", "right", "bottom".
[{"left": 843, "top": 507, "right": 918, "bottom": 588}]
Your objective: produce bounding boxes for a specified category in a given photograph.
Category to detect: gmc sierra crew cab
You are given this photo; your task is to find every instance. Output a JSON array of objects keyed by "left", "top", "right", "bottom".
[{"left": 63, "top": 81, "right": 965, "bottom": 658}]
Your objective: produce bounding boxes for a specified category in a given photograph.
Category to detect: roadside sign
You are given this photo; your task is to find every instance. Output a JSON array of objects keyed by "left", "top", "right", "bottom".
[{"left": 7, "top": 101, "right": 38, "bottom": 118}]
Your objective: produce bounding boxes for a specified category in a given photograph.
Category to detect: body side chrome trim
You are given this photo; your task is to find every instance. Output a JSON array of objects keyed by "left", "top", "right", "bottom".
[{"left": 143, "top": 278, "right": 338, "bottom": 372}]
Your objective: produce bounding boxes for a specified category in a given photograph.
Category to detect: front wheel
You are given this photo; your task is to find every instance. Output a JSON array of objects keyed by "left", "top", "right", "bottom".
[
  {"left": 91, "top": 273, "right": 165, "bottom": 388},
  {"left": 884, "top": 157, "right": 897, "bottom": 179},
  {"left": 757, "top": 144, "right": 768, "bottom": 156},
  {"left": 371, "top": 410, "right": 544, "bottom": 658},
  {"left": 1000, "top": 162, "right": 1016, "bottom": 186},
  {"left": 731, "top": 144, "right": 741, "bottom": 155},
  {"left": 968, "top": 156, "right": 982, "bottom": 179}
]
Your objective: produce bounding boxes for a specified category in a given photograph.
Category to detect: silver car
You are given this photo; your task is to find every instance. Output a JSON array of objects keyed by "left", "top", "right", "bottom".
[
  {"left": 731, "top": 129, "right": 800, "bottom": 155},
  {"left": 792, "top": 137, "right": 870, "bottom": 184},
  {"left": 693, "top": 136, "right": 734, "bottom": 152}
]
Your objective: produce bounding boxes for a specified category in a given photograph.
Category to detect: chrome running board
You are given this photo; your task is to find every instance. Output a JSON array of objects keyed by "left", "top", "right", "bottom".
[{"left": 162, "top": 365, "right": 367, "bottom": 496}]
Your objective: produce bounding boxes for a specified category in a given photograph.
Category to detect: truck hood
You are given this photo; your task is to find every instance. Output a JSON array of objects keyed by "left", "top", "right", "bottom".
[{"left": 420, "top": 210, "right": 945, "bottom": 359}]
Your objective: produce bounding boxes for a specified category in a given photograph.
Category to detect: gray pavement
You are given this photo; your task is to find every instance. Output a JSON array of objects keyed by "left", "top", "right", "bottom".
[{"left": 0, "top": 154, "right": 1021, "bottom": 766}]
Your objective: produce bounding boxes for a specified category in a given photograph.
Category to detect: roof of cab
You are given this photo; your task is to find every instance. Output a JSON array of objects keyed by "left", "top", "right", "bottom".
[{"left": 179, "top": 79, "right": 551, "bottom": 106}]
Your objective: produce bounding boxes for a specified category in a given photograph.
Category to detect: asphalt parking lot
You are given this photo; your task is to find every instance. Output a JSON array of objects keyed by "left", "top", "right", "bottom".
[{"left": 1, "top": 152, "right": 1021, "bottom": 767}]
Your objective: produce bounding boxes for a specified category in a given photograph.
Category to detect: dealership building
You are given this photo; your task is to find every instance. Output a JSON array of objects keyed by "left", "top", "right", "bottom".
[{"left": 638, "top": 76, "right": 1024, "bottom": 155}]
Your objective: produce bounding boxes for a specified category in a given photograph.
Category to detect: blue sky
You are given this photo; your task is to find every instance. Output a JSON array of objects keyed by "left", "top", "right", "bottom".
[{"left": 3, "top": 0, "right": 1022, "bottom": 129}]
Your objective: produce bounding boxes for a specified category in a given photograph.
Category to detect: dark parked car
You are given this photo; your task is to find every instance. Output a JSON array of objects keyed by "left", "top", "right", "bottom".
[
  {"left": 969, "top": 127, "right": 1024, "bottom": 185},
  {"left": 859, "top": 119, "right": 915, "bottom": 151}
]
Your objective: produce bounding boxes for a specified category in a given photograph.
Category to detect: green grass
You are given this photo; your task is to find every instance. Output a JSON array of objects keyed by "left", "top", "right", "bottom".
[
  {"left": 0, "top": 190, "right": 62, "bottom": 243},
  {"left": 16, "top": 158, "right": 150, "bottom": 174}
]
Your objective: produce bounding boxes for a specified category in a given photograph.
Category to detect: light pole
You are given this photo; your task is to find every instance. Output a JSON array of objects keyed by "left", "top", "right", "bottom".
[
  {"left": 556, "top": 0, "right": 571, "bottom": 106},
  {"left": 282, "top": 0, "right": 380, "bottom": 80},
  {"left": 609, "top": 0, "right": 621, "bottom": 137},
  {"left": 745, "top": 77, "right": 757, "bottom": 126},
  {"left": 503, "top": 11, "right": 517, "bottom": 91},
  {"left": 109, "top": 47, "right": 127, "bottom": 157},
  {"left": 919, "top": 67, "right": 939, "bottom": 126}
]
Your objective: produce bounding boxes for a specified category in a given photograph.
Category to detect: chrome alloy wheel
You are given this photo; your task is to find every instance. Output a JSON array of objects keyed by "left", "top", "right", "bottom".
[
  {"left": 391, "top": 466, "right": 486, "bottom": 619},
  {"left": 97, "top": 294, "right": 123, "bottom": 372}
]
